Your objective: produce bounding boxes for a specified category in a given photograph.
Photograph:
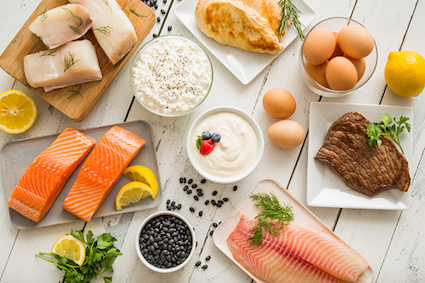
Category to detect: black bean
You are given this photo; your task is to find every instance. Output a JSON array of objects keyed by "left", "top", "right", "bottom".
[
  {"left": 161, "top": 9, "right": 166, "bottom": 14},
  {"left": 212, "top": 223, "right": 218, "bottom": 228},
  {"left": 166, "top": 199, "right": 170, "bottom": 205},
  {"left": 156, "top": 16, "right": 160, "bottom": 23},
  {"left": 217, "top": 204, "right": 222, "bottom": 208},
  {"left": 205, "top": 200, "right": 209, "bottom": 205},
  {"left": 191, "top": 184, "right": 197, "bottom": 188},
  {"left": 171, "top": 201, "right": 175, "bottom": 207},
  {"left": 233, "top": 185, "right": 238, "bottom": 191},
  {"left": 188, "top": 179, "right": 193, "bottom": 184},
  {"left": 211, "top": 200, "right": 216, "bottom": 205},
  {"left": 187, "top": 189, "right": 192, "bottom": 194},
  {"left": 223, "top": 198, "right": 229, "bottom": 202},
  {"left": 177, "top": 204, "right": 182, "bottom": 210},
  {"left": 199, "top": 211, "right": 203, "bottom": 217},
  {"left": 167, "top": 26, "right": 172, "bottom": 32},
  {"left": 154, "top": 4, "right": 158, "bottom": 9},
  {"left": 197, "top": 192, "right": 203, "bottom": 197},
  {"left": 205, "top": 255, "right": 211, "bottom": 261},
  {"left": 183, "top": 185, "right": 188, "bottom": 191},
  {"left": 190, "top": 207, "right": 195, "bottom": 212},
  {"left": 196, "top": 188, "right": 202, "bottom": 193},
  {"left": 182, "top": 177, "right": 187, "bottom": 183},
  {"left": 202, "top": 265, "right": 208, "bottom": 269},
  {"left": 210, "top": 230, "right": 214, "bottom": 236},
  {"left": 153, "top": 33, "right": 158, "bottom": 38},
  {"left": 167, "top": 205, "right": 171, "bottom": 210},
  {"left": 218, "top": 200, "right": 224, "bottom": 205},
  {"left": 163, "top": 0, "right": 167, "bottom": 3},
  {"left": 201, "top": 179, "right": 206, "bottom": 184},
  {"left": 194, "top": 195, "right": 199, "bottom": 201},
  {"left": 179, "top": 178, "right": 184, "bottom": 184},
  {"left": 212, "top": 191, "right": 217, "bottom": 196}
]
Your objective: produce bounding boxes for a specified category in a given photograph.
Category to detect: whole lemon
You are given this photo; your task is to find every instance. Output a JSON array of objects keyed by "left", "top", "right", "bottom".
[{"left": 384, "top": 51, "right": 425, "bottom": 97}]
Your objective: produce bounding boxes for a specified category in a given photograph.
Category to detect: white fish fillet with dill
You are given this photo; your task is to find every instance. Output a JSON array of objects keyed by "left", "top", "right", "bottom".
[
  {"left": 29, "top": 4, "right": 92, "bottom": 49},
  {"left": 23, "top": 40, "right": 102, "bottom": 92},
  {"left": 69, "top": 0, "right": 137, "bottom": 65}
]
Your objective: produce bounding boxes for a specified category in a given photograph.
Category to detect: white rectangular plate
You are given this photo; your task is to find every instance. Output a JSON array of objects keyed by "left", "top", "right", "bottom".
[
  {"left": 174, "top": 0, "right": 316, "bottom": 85},
  {"left": 213, "top": 178, "right": 373, "bottom": 283},
  {"left": 307, "top": 102, "right": 413, "bottom": 210}
]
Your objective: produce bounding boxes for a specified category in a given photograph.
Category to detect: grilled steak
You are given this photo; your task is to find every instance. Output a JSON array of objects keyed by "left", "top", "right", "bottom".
[{"left": 315, "top": 112, "right": 410, "bottom": 197}]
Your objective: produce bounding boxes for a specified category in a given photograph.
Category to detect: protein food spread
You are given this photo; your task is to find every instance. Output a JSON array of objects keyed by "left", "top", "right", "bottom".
[
  {"left": 192, "top": 111, "right": 258, "bottom": 178},
  {"left": 132, "top": 36, "right": 212, "bottom": 115}
]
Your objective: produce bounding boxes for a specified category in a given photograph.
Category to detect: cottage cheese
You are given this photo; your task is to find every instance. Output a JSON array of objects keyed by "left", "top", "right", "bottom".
[{"left": 132, "top": 36, "right": 212, "bottom": 115}]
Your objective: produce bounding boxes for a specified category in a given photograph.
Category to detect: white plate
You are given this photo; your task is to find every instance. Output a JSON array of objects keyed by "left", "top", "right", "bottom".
[
  {"left": 213, "top": 178, "right": 374, "bottom": 283},
  {"left": 307, "top": 102, "right": 413, "bottom": 210},
  {"left": 174, "top": 0, "right": 316, "bottom": 85}
]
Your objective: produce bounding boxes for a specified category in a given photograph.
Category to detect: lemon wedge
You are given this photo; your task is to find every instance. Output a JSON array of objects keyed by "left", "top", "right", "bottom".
[
  {"left": 115, "top": 181, "right": 156, "bottom": 211},
  {"left": 123, "top": 165, "right": 158, "bottom": 199},
  {"left": 51, "top": 235, "right": 86, "bottom": 266},
  {"left": 0, "top": 89, "right": 37, "bottom": 134}
]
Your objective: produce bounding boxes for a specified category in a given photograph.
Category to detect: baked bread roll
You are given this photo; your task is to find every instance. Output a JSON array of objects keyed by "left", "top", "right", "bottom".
[{"left": 195, "top": 0, "right": 284, "bottom": 54}]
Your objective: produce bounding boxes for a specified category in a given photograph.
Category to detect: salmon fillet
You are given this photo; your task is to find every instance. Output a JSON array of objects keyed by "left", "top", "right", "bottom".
[
  {"left": 63, "top": 126, "right": 146, "bottom": 222},
  {"left": 227, "top": 216, "right": 369, "bottom": 283},
  {"left": 7, "top": 127, "right": 95, "bottom": 223}
]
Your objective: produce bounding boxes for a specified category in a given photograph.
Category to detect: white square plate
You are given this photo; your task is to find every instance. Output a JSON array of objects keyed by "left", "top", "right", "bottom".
[
  {"left": 174, "top": 0, "right": 316, "bottom": 85},
  {"left": 307, "top": 102, "right": 413, "bottom": 210}
]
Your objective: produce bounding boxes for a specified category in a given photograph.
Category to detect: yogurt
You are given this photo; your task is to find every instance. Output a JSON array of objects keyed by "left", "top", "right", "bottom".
[
  {"left": 131, "top": 36, "right": 212, "bottom": 115},
  {"left": 192, "top": 112, "right": 259, "bottom": 178}
]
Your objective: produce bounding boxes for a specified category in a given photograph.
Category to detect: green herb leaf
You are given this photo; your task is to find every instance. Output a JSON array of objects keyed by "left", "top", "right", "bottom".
[
  {"left": 64, "top": 51, "right": 79, "bottom": 72},
  {"left": 39, "top": 48, "right": 57, "bottom": 57},
  {"left": 94, "top": 26, "right": 113, "bottom": 36},
  {"left": 130, "top": 8, "right": 146, "bottom": 17},
  {"left": 278, "top": 0, "right": 305, "bottom": 39},
  {"left": 39, "top": 6, "right": 48, "bottom": 22},
  {"left": 196, "top": 136, "right": 203, "bottom": 150}
]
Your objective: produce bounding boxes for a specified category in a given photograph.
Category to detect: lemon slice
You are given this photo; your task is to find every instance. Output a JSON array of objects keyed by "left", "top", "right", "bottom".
[
  {"left": 115, "top": 181, "right": 156, "bottom": 211},
  {"left": 0, "top": 89, "right": 37, "bottom": 134},
  {"left": 51, "top": 235, "right": 86, "bottom": 266},
  {"left": 123, "top": 165, "right": 158, "bottom": 199}
]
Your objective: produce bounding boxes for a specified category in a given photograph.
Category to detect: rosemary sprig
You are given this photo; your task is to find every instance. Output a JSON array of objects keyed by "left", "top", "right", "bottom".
[
  {"left": 130, "top": 8, "right": 146, "bottom": 17},
  {"left": 249, "top": 193, "right": 294, "bottom": 246},
  {"left": 278, "top": 0, "right": 305, "bottom": 39},
  {"left": 40, "top": 48, "right": 57, "bottom": 57},
  {"left": 63, "top": 51, "right": 79, "bottom": 72},
  {"left": 62, "top": 7, "right": 83, "bottom": 27},
  {"left": 94, "top": 26, "right": 113, "bottom": 36},
  {"left": 39, "top": 6, "right": 48, "bottom": 22}
]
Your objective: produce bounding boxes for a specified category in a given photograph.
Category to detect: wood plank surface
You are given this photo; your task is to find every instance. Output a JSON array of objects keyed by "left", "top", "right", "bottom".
[{"left": 0, "top": 0, "right": 155, "bottom": 122}]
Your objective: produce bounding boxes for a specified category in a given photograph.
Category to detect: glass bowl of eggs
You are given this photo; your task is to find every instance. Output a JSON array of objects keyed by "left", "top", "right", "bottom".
[{"left": 300, "top": 17, "right": 378, "bottom": 98}]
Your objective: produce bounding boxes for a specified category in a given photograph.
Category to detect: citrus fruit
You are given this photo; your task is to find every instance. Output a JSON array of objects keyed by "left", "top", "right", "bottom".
[
  {"left": 0, "top": 89, "right": 37, "bottom": 134},
  {"left": 122, "top": 165, "right": 158, "bottom": 199},
  {"left": 384, "top": 51, "right": 425, "bottom": 97},
  {"left": 115, "top": 181, "right": 156, "bottom": 211},
  {"left": 51, "top": 235, "right": 86, "bottom": 266}
]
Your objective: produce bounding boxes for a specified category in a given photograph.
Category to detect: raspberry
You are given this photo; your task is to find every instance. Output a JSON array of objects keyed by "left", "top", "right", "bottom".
[{"left": 200, "top": 139, "right": 214, "bottom": 155}]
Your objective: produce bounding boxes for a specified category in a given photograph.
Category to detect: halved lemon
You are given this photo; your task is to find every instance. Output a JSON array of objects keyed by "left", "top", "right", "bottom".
[
  {"left": 115, "top": 181, "right": 156, "bottom": 211},
  {"left": 51, "top": 235, "right": 86, "bottom": 266},
  {"left": 0, "top": 89, "right": 37, "bottom": 134},
  {"left": 123, "top": 165, "right": 158, "bottom": 199}
]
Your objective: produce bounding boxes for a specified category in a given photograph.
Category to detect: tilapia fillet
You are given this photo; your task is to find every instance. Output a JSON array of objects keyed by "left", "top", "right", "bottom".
[
  {"left": 23, "top": 39, "right": 102, "bottom": 92},
  {"left": 29, "top": 4, "right": 92, "bottom": 49},
  {"left": 7, "top": 127, "right": 95, "bottom": 222},
  {"left": 227, "top": 216, "right": 369, "bottom": 283},
  {"left": 63, "top": 126, "right": 146, "bottom": 222}
]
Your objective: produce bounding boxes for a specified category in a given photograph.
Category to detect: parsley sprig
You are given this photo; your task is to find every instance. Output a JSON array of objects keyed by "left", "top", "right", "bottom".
[
  {"left": 249, "top": 193, "right": 294, "bottom": 246},
  {"left": 366, "top": 113, "right": 411, "bottom": 154},
  {"left": 36, "top": 230, "right": 122, "bottom": 283}
]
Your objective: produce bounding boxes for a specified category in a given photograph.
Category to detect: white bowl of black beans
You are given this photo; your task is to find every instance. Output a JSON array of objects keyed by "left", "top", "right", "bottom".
[{"left": 135, "top": 211, "right": 196, "bottom": 273}]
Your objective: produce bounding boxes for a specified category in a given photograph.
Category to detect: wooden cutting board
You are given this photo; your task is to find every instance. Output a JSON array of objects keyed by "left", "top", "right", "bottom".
[{"left": 0, "top": 0, "right": 155, "bottom": 122}]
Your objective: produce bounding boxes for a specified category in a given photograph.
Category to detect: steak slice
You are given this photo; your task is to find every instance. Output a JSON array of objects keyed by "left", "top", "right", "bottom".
[{"left": 315, "top": 112, "right": 410, "bottom": 197}]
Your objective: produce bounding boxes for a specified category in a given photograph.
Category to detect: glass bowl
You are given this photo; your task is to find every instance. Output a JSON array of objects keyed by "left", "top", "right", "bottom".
[
  {"left": 300, "top": 17, "right": 378, "bottom": 98},
  {"left": 130, "top": 35, "right": 213, "bottom": 117}
]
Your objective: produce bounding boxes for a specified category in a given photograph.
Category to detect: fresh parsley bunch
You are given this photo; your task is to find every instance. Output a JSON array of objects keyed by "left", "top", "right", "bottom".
[
  {"left": 37, "top": 230, "right": 122, "bottom": 283},
  {"left": 366, "top": 113, "right": 411, "bottom": 154}
]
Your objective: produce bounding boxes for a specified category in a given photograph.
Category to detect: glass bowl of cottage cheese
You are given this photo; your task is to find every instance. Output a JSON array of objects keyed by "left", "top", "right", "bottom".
[
  {"left": 186, "top": 106, "right": 264, "bottom": 183},
  {"left": 130, "top": 35, "right": 213, "bottom": 117}
]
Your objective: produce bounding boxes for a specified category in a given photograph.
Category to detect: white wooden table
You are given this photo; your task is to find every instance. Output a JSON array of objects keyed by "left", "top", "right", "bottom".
[{"left": 1, "top": 0, "right": 424, "bottom": 282}]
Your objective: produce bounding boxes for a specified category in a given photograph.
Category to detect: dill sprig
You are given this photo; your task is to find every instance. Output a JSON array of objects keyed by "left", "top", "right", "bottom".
[
  {"left": 39, "top": 6, "right": 48, "bottom": 22},
  {"left": 122, "top": 7, "right": 130, "bottom": 15},
  {"left": 69, "top": 25, "right": 84, "bottom": 37},
  {"left": 94, "top": 26, "right": 113, "bottom": 36},
  {"left": 62, "top": 7, "right": 83, "bottom": 27},
  {"left": 103, "top": 0, "right": 113, "bottom": 13},
  {"left": 278, "top": 0, "right": 305, "bottom": 40},
  {"left": 63, "top": 51, "right": 79, "bottom": 72},
  {"left": 249, "top": 193, "right": 294, "bottom": 246},
  {"left": 40, "top": 48, "right": 57, "bottom": 57},
  {"left": 68, "top": 88, "right": 82, "bottom": 99},
  {"left": 130, "top": 8, "right": 146, "bottom": 17}
]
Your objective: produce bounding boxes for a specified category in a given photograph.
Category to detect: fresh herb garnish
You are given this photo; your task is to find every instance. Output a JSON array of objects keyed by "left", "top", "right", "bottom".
[
  {"left": 39, "top": 6, "right": 48, "bottom": 22},
  {"left": 62, "top": 7, "right": 83, "bottom": 27},
  {"left": 40, "top": 48, "right": 57, "bottom": 57},
  {"left": 122, "top": 7, "right": 130, "bottom": 15},
  {"left": 103, "top": 0, "right": 113, "bottom": 13},
  {"left": 130, "top": 8, "right": 146, "bottom": 17},
  {"left": 68, "top": 88, "right": 82, "bottom": 99},
  {"left": 249, "top": 193, "right": 294, "bottom": 246},
  {"left": 196, "top": 135, "right": 203, "bottom": 150},
  {"left": 64, "top": 51, "right": 79, "bottom": 72},
  {"left": 36, "top": 230, "right": 122, "bottom": 283},
  {"left": 278, "top": 0, "right": 305, "bottom": 39},
  {"left": 94, "top": 26, "right": 113, "bottom": 36},
  {"left": 366, "top": 113, "right": 411, "bottom": 154}
]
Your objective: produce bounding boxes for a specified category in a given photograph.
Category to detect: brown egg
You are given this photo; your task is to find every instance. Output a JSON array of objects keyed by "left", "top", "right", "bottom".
[
  {"left": 338, "top": 25, "right": 374, "bottom": 59},
  {"left": 344, "top": 55, "right": 366, "bottom": 81},
  {"left": 262, "top": 88, "right": 296, "bottom": 119},
  {"left": 268, "top": 120, "right": 305, "bottom": 149},
  {"left": 303, "top": 28, "right": 336, "bottom": 65},
  {"left": 325, "top": 56, "right": 358, "bottom": 90},
  {"left": 306, "top": 61, "right": 330, "bottom": 88},
  {"left": 330, "top": 32, "right": 344, "bottom": 58}
]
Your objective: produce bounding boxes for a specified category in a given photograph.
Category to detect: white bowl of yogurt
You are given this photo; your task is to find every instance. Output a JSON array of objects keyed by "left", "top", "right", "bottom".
[
  {"left": 130, "top": 35, "right": 213, "bottom": 117},
  {"left": 187, "top": 106, "right": 264, "bottom": 183}
]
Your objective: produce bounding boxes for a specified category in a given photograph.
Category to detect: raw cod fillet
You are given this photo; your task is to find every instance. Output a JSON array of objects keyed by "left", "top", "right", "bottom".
[
  {"left": 7, "top": 127, "right": 95, "bottom": 223},
  {"left": 23, "top": 40, "right": 102, "bottom": 92},
  {"left": 69, "top": 0, "right": 137, "bottom": 65},
  {"left": 63, "top": 126, "right": 146, "bottom": 222},
  {"left": 29, "top": 4, "right": 92, "bottom": 49},
  {"left": 227, "top": 216, "right": 369, "bottom": 283}
]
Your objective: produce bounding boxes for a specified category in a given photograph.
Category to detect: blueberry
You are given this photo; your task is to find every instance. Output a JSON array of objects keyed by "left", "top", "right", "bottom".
[
  {"left": 201, "top": 131, "right": 211, "bottom": 140},
  {"left": 211, "top": 133, "right": 221, "bottom": 142}
]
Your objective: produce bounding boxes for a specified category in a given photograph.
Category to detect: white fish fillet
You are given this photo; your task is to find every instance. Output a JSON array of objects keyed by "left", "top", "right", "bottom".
[
  {"left": 69, "top": 0, "right": 137, "bottom": 65},
  {"left": 23, "top": 40, "right": 102, "bottom": 92},
  {"left": 29, "top": 4, "right": 92, "bottom": 49}
]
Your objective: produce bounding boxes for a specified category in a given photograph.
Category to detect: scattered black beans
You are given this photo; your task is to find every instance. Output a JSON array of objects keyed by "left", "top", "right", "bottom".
[
  {"left": 202, "top": 265, "right": 208, "bottom": 269},
  {"left": 197, "top": 192, "right": 203, "bottom": 197},
  {"left": 205, "top": 200, "right": 209, "bottom": 205},
  {"left": 212, "top": 191, "right": 217, "bottom": 196},
  {"left": 187, "top": 189, "right": 192, "bottom": 194},
  {"left": 191, "top": 184, "right": 197, "bottom": 188},
  {"left": 201, "top": 179, "right": 206, "bottom": 184},
  {"left": 161, "top": 9, "right": 166, "bottom": 14},
  {"left": 156, "top": 16, "right": 160, "bottom": 23},
  {"left": 217, "top": 204, "right": 222, "bottom": 208},
  {"left": 196, "top": 188, "right": 202, "bottom": 193},
  {"left": 218, "top": 200, "right": 224, "bottom": 205},
  {"left": 163, "top": 0, "right": 167, "bottom": 3},
  {"left": 211, "top": 200, "right": 216, "bottom": 205},
  {"left": 139, "top": 214, "right": 193, "bottom": 269},
  {"left": 179, "top": 177, "right": 184, "bottom": 184},
  {"left": 199, "top": 211, "right": 203, "bottom": 217},
  {"left": 194, "top": 195, "right": 199, "bottom": 201},
  {"left": 188, "top": 179, "right": 193, "bottom": 184},
  {"left": 223, "top": 198, "right": 229, "bottom": 202},
  {"left": 190, "top": 207, "right": 195, "bottom": 212},
  {"left": 166, "top": 205, "right": 171, "bottom": 211},
  {"left": 177, "top": 204, "right": 182, "bottom": 210},
  {"left": 205, "top": 255, "right": 211, "bottom": 261},
  {"left": 210, "top": 230, "right": 214, "bottom": 236},
  {"left": 183, "top": 185, "right": 189, "bottom": 191},
  {"left": 166, "top": 199, "right": 170, "bottom": 205},
  {"left": 154, "top": 4, "right": 158, "bottom": 9},
  {"left": 212, "top": 223, "right": 218, "bottom": 228},
  {"left": 153, "top": 33, "right": 158, "bottom": 38},
  {"left": 233, "top": 185, "right": 238, "bottom": 191},
  {"left": 182, "top": 177, "right": 187, "bottom": 183},
  {"left": 195, "top": 261, "right": 201, "bottom": 267},
  {"left": 171, "top": 201, "right": 175, "bottom": 207}
]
